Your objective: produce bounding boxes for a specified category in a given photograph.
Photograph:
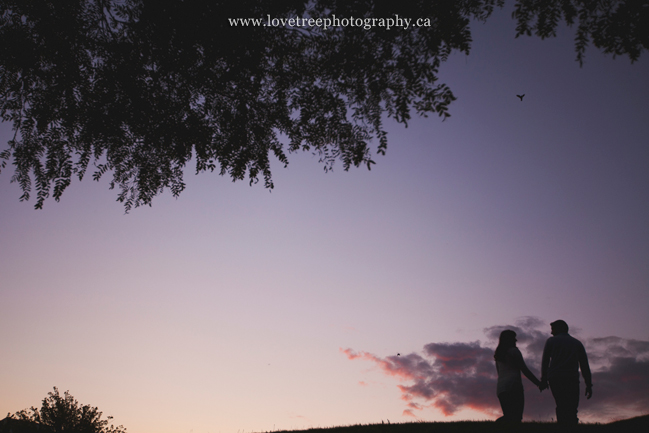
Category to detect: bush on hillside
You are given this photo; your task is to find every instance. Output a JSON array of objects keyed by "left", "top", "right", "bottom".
[{"left": 9, "top": 387, "right": 126, "bottom": 433}]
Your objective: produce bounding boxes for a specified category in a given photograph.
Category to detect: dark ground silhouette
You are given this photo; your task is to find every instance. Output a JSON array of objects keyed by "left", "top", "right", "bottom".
[{"left": 267, "top": 414, "right": 649, "bottom": 433}]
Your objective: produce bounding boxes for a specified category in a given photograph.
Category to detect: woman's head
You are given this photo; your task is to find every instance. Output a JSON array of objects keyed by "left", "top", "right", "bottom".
[
  {"left": 494, "top": 330, "right": 517, "bottom": 362},
  {"left": 499, "top": 330, "right": 517, "bottom": 346}
]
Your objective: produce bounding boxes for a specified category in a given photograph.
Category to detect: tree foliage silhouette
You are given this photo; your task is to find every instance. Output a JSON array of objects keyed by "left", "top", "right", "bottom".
[
  {"left": 10, "top": 387, "right": 127, "bottom": 433},
  {"left": 0, "top": 0, "right": 646, "bottom": 211},
  {"left": 513, "top": 0, "right": 649, "bottom": 65}
]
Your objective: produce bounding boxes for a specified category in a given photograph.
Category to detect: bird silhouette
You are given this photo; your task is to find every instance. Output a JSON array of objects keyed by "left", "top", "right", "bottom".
[
  {"left": 397, "top": 353, "right": 401, "bottom": 356},
  {"left": 517, "top": 94, "right": 525, "bottom": 101}
]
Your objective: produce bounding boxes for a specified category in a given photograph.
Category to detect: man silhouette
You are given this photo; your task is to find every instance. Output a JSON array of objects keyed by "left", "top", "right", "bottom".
[{"left": 541, "top": 320, "right": 593, "bottom": 425}]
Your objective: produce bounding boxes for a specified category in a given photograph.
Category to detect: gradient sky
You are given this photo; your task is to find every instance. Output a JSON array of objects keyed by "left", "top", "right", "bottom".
[{"left": 1, "top": 6, "right": 648, "bottom": 433}]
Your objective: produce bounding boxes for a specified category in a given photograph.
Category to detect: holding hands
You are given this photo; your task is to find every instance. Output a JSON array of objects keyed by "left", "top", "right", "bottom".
[
  {"left": 530, "top": 376, "right": 546, "bottom": 393},
  {"left": 539, "top": 380, "right": 548, "bottom": 392}
]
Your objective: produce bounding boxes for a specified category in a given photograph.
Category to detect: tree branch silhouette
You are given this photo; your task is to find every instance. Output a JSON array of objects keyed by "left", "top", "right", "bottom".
[{"left": 0, "top": 0, "right": 645, "bottom": 211}]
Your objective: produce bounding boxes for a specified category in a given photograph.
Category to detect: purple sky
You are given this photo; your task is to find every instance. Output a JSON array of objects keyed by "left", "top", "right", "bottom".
[{"left": 1, "top": 6, "right": 648, "bottom": 433}]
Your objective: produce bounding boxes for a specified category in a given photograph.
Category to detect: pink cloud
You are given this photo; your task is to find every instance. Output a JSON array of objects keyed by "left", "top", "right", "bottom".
[
  {"left": 343, "top": 317, "right": 649, "bottom": 422},
  {"left": 402, "top": 409, "right": 418, "bottom": 418},
  {"left": 340, "top": 348, "right": 431, "bottom": 380}
]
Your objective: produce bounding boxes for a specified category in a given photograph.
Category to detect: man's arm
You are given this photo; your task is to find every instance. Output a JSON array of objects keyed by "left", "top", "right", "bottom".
[
  {"left": 540, "top": 339, "right": 551, "bottom": 389},
  {"left": 579, "top": 342, "right": 593, "bottom": 399}
]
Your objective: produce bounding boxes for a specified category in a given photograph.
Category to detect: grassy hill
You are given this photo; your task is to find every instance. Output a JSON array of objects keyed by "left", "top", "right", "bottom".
[{"left": 270, "top": 414, "right": 649, "bottom": 433}]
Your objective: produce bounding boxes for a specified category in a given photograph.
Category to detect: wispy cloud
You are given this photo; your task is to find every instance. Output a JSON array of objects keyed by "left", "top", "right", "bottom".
[{"left": 342, "top": 317, "right": 649, "bottom": 421}]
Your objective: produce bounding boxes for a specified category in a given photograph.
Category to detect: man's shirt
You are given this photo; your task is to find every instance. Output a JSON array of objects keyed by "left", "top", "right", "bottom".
[{"left": 541, "top": 332, "right": 592, "bottom": 386}]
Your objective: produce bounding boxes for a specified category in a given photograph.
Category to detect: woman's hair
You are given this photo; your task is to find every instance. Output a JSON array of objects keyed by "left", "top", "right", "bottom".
[{"left": 494, "top": 330, "right": 517, "bottom": 362}]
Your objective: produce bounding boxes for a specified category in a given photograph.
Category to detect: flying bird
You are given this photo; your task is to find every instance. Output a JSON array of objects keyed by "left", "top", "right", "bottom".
[
  {"left": 397, "top": 353, "right": 401, "bottom": 356},
  {"left": 517, "top": 94, "right": 525, "bottom": 101}
]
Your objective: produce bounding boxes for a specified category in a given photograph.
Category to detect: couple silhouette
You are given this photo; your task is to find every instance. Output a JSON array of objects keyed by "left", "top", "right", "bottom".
[{"left": 495, "top": 320, "right": 593, "bottom": 425}]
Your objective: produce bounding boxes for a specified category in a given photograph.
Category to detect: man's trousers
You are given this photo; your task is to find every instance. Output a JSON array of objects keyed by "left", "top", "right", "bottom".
[{"left": 549, "top": 378, "right": 580, "bottom": 424}]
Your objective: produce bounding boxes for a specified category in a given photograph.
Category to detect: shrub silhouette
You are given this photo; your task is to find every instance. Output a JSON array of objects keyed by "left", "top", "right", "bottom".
[{"left": 10, "top": 387, "right": 126, "bottom": 433}]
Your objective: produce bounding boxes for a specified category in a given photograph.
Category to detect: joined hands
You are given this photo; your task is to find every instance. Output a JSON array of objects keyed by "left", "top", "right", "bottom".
[{"left": 539, "top": 380, "right": 548, "bottom": 392}]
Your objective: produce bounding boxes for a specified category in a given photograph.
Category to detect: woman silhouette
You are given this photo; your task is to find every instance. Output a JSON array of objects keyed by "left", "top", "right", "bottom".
[{"left": 494, "top": 330, "right": 542, "bottom": 423}]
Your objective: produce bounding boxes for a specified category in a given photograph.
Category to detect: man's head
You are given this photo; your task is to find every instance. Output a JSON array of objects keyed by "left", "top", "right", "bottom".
[{"left": 550, "top": 320, "right": 569, "bottom": 335}]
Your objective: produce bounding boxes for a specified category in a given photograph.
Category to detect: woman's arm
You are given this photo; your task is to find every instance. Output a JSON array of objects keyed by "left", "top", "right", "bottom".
[{"left": 511, "top": 348, "right": 541, "bottom": 386}]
